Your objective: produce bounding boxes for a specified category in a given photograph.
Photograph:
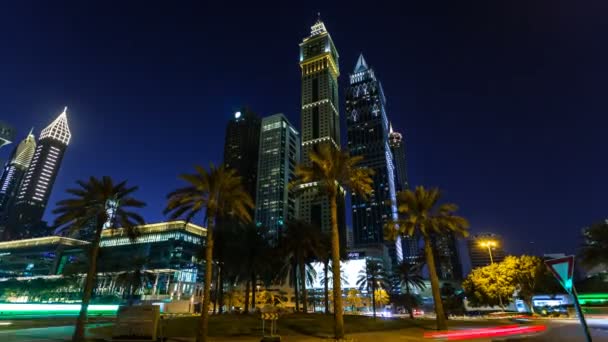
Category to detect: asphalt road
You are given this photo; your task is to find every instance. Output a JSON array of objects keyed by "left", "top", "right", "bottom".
[{"left": 509, "top": 319, "right": 608, "bottom": 342}]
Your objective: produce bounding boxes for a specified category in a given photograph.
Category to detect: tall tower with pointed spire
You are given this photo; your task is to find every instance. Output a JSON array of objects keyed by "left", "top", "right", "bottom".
[
  {"left": 346, "top": 54, "right": 401, "bottom": 266},
  {"left": 0, "top": 129, "right": 37, "bottom": 226},
  {"left": 297, "top": 18, "right": 346, "bottom": 241},
  {"left": 6, "top": 108, "right": 71, "bottom": 240}
]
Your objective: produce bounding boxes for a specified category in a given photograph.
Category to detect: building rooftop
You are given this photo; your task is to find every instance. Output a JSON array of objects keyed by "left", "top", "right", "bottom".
[
  {"left": 101, "top": 220, "right": 207, "bottom": 238},
  {"left": 0, "top": 236, "right": 90, "bottom": 250}
]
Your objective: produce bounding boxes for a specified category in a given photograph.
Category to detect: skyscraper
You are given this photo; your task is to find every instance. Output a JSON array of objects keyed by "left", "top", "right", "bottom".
[
  {"left": 467, "top": 232, "right": 506, "bottom": 269},
  {"left": 255, "top": 114, "right": 300, "bottom": 243},
  {"left": 0, "top": 130, "right": 37, "bottom": 228},
  {"left": 0, "top": 122, "right": 15, "bottom": 150},
  {"left": 345, "top": 54, "right": 400, "bottom": 264},
  {"left": 388, "top": 124, "right": 408, "bottom": 192},
  {"left": 7, "top": 108, "right": 71, "bottom": 239},
  {"left": 223, "top": 108, "right": 261, "bottom": 210},
  {"left": 432, "top": 233, "right": 463, "bottom": 280},
  {"left": 297, "top": 18, "right": 346, "bottom": 243}
]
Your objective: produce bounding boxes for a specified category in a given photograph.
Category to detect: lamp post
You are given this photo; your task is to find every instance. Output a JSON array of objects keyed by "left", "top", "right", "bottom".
[
  {"left": 479, "top": 240, "right": 497, "bottom": 265},
  {"left": 479, "top": 240, "right": 503, "bottom": 308}
]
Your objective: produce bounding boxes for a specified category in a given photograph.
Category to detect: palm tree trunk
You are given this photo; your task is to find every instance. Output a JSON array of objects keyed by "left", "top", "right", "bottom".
[
  {"left": 424, "top": 237, "right": 447, "bottom": 330},
  {"left": 250, "top": 273, "right": 256, "bottom": 311},
  {"left": 293, "top": 261, "right": 300, "bottom": 312},
  {"left": 218, "top": 265, "right": 224, "bottom": 314},
  {"left": 329, "top": 193, "right": 344, "bottom": 339},
  {"left": 372, "top": 283, "right": 376, "bottom": 319},
  {"left": 324, "top": 261, "right": 329, "bottom": 314},
  {"left": 73, "top": 229, "right": 102, "bottom": 342},
  {"left": 197, "top": 214, "right": 215, "bottom": 342},
  {"left": 244, "top": 280, "right": 250, "bottom": 314},
  {"left": 299, "top": 259, "right": 308, "bottom": 313},
  {"left": 406, "top": 282, "right": 414, "bottom": 319}
]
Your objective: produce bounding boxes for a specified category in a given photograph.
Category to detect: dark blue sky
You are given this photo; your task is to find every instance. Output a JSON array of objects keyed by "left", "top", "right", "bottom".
[{"left": 0, "top": 1, "right": 606, "bottom": 256}]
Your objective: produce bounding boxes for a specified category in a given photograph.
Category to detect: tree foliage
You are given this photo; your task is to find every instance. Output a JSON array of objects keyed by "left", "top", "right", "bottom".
[
  {"left": 578, "top": 220, "right": 608, "bottom": 269},
  {"left": 463, "top": 255, "right": 562, "bottom": 312}
]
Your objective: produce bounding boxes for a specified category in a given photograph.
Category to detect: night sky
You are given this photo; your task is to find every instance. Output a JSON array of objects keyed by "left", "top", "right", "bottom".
[{"left": 0, "top": 1, "right": 606, "bottom": 258}]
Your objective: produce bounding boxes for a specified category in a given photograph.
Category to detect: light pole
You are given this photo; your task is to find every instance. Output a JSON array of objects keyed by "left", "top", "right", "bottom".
[
  {"left": 479, "top": 240, "right": 497, "bottom": 265},
  {"left": 479, "top": 240, "right": 503, "bottom": 308}
]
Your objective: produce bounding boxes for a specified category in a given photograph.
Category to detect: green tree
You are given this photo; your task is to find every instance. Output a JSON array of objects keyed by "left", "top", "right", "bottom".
[
  {"left": 393, "top": 261, "right": 426, "bottom": 318},
  {"left": 53, "top": 176, "right": 145, "bottom": 341},
  {"left": 165, "top": 164, "right": 253, "bottom": 342},
  {"left": 291, "top": 144, "right": 374, "bottom": 339},
  {"left": 279, "top": 220, "right": 322, "bottom": 313},
  {"left": 356, "top": 259, "right": 388, "bottom": 318},
  {"left": 579, "top": 220, "right": 608, "bottom": 269},
  {"left": 462, "top": 262, "right": 514, "bottom": 308},
  {"left": 385, "top": 186, "right": 469, "bottom": 330},
  {"left": 506, "top": 255, "right": 549, "bottom": 314}
]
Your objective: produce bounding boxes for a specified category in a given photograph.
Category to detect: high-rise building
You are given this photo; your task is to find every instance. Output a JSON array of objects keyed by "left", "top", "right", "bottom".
[
  {"left": 0, "top": 122, "right": 15, "bottom": 150},
  {"left": 388, "top": 124, "right": 408, "bottom": 192},
  {"left": 432, "top": 233, "right": 463, "bottom": 280},
  {"left": 297, "top": 18, "right": 346, "bottom": 243},
  {"left": 388, "top": 124, "right": 419, "bottom": 262},
  {"left": 345, "top": 54, "right": 400, "bottom": 264},
  {"left": 0, "top": 130, "right": 37, "bottom": 227},
  {"left": 467, "top": 232, "right": 506, "bottom": 269},
  {"left": 223, "top": 108, "right": 261, "bottom": 208},
  {"left": 254, "top": 114, "right": 300, "bottom": 243},
  {"left": 7, "top": 108, "right": 71, "bottom": 239}
]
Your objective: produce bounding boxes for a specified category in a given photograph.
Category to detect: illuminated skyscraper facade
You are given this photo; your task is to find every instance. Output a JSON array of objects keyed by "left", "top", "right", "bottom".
[
  {"left": 0, "top": 130, "right": 37, "bottom": 228},
  {"left": 297, "top": 19, "right": 346, "bottom": 242},
  {"left": 346, "top": 54, "right": 400, "bottom": 264},
  {"left": 223, "top": 108, "right": 261, "bottom": 213},
  {"left": 7, "top": 108, "right": 71, "bottom": 239},
  {"left": 255, "top": 114, "right": 300, "bottom": 243}
]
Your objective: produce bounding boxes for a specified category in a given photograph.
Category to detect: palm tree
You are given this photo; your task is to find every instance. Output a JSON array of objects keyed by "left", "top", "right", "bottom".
[
  {"left": 393, "top": 261, "right": 426, "bottom": 318},
  {"left": 53, "top": 176, "right": 145, "bottom": 341},
  {"left": 319, "top": 262, "right": 349, "bottom": 309},
  {"left": 356, "top": 259, "right": 388, "bottom": 318},
  {"left": 291, "top": 144, "right": 374, "bottom": 338},
  {"left": 165, "top": 164, "right": 253, "bottom": 342},
  {"left": 279, "top": 220, "right": 322, "bottom": 313},
  {"left": 579, "top": 220, "right": 608, "bottom": 269},
  {"left": 385, "top": 186, "right": 469, "bottom": 330}
]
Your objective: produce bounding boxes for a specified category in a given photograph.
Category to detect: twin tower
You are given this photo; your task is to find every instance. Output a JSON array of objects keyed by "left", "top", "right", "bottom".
[
  {"left": 0, "top": 108, "right": 71, "bottom": 240},
  {"left": 298, "top": 19, "right": 411, "bottom": 266}
]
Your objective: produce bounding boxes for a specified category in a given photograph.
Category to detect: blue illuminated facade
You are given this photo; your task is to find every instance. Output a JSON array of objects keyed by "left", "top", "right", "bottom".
[{"left": 346, "top": 54, "right": 401, "bottom": 265}]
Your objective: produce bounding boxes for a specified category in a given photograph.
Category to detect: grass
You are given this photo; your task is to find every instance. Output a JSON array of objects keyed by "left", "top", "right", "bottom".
[{"left": 89, "top": 313, "right": 519, "bottom": 339}]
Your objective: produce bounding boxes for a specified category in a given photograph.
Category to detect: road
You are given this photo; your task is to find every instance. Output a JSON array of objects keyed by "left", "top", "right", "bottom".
[
  {"left": 510, "top": 319, "right": 608, "bottom": 341},
  {"left": 0, "top": 324, "right": 107, "bottom": 342}
]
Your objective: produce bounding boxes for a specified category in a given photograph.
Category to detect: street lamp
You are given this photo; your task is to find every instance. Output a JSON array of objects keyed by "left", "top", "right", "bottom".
[
  {"left": 479, "top": 240, "right": 503, "bottom": 308},
  {"left": 479, "top": 240, "right": 497, "bottom": 264}
]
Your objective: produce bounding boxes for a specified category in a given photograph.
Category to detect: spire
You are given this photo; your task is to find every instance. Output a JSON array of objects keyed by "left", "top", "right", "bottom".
[
  {"left": 389, "top": 122, "right": 394, "bottom": 134},
  {"left": 12, "top": 130, "right": 37, "bottom": 168},
  {"left": 354, "top": 53, "right": 369, "bottom": 73},
  {"left": 310, "top": 14, "right": 327, "bottom": 36},
  {"left": 39, "top": 107, "right": 71, "bottom": 145}
]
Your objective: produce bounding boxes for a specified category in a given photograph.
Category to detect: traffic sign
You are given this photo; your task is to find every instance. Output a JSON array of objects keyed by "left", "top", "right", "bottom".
[
  {"left": 544, "top": 255, "right": 592, "bottom": 342},
  {"left": 545, "top": 255, "right": 574, "bottom": 293}
]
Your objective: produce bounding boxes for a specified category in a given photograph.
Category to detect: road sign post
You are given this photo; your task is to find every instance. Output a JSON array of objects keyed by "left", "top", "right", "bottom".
[{"left": 545, "top": 255, "right": 592, "bottom": 342}]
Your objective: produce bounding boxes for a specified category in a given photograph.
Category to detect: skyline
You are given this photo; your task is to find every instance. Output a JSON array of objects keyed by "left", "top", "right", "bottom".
[{"left": 1, "top": 1, "right": 606, "bottom": 257}]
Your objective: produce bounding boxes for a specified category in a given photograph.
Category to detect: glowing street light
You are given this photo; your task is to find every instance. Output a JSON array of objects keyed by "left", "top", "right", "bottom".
[{"left": 479, "top": 240, "right": 497, "bottom": 264}]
